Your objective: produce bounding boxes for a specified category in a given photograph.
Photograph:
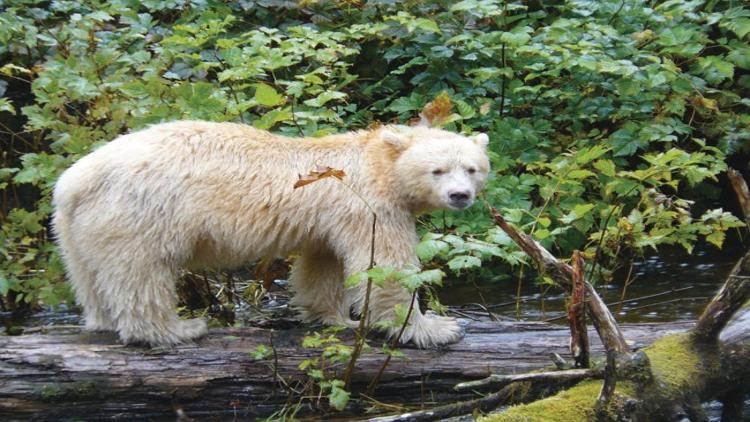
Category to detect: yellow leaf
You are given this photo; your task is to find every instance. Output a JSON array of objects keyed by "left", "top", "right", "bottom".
[{"left": 419, "top": 91, "right": 453, "bottom": 127}]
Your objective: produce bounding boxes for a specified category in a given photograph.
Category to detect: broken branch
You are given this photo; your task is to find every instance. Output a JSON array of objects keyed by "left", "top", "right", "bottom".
[
  {"left": 569, "top": 250, "right": 590, "bottom": 368},
  {"left": 489, "top": 207, "right": 629, "bottom": 354}
]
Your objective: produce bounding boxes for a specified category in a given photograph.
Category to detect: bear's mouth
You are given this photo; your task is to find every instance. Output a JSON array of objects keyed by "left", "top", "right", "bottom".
[{"left": 447, "top": 198, "right": 473, "bottom": 210}]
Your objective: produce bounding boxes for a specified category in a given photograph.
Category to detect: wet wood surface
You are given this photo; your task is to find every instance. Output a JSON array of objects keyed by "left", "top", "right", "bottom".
[{"left": 0, "top": 319, "right": 695, "bottom": 420}]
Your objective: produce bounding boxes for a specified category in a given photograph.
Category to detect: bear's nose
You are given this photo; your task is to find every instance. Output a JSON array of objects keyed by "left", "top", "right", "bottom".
[{"left": 449, "top": 191, "right": 471, "bottom": 203}]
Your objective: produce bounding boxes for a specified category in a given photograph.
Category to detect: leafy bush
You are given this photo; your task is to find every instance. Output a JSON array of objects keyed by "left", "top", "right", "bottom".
[{"left": 1, "top": 0, "right": 748, "bottom": 310}]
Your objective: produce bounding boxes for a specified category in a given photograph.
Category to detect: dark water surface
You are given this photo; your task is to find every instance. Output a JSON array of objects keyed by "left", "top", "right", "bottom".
[{"left": 439, "top": 240, "right": 745, "bottom": 324}]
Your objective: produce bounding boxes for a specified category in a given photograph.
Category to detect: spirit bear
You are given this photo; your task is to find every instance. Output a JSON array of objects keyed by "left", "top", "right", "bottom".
[{"left": 52, "top": 121, "right": 490, "bottom": 347}]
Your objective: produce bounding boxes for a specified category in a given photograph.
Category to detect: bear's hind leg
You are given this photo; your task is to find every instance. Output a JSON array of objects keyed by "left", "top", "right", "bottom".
[
  {"left": 55, "top": 222, "right": 113, "bottom": 331},
  {"left": 289, "top": 248, "right": 357, "bottom": 328},
  {"left": 96, "top": 259, "right": 207, "bottom": 346},
  {"left": 65, "top": 253, "right": 113, "bottom": 331}
]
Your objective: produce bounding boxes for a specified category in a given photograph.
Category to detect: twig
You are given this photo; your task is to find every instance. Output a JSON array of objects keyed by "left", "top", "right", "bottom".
[
  {"left": 368, "top": 383, "right": 517, "bottom": 422},
  {"left": 545, "top": 286, "right": 695, "bottom": 323},
  {"left": 617, "top": 261, "right": 636, "bottom": 314},
  {"left": 608, "top": 0, "right": 626, "bottom": 24},
  {"left": 365, "top": 290, "right": 417, "bottom": 395},
  {"left": 462, "top": 290, "right": 497, "bottom": 321},
  {"left": 446, "top": 308, "right": 481, "bottom": 321},
  {"left": 569, "top": 251, "right": 590, "bottom": 368},
  {"left": 499, "top": 43, "right": 506, "bottom": 118},
  {"left": 454, "top": 368, "right": 600, "bottom": 392},
  {"left": 343, "top": 213, "right": 377, "bottom": 388},
  {"left": 290, "top": 99, "right": 304, "bottom": 137},
  {"left": 624, "top": 297, "right": 709, "bottom": 313}
]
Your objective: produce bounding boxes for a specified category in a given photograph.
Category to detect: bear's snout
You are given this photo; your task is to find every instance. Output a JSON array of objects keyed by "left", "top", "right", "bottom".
[{"left": 448, "top": 190, "right": 473, "bottom": 209}]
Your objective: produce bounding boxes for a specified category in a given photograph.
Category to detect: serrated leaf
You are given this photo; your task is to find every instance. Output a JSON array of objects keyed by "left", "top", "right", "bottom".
[
  {"left": 447, "top": 255, "right": 481, "bottom": 272},
  {"left": 329, "top": 385, "right": 350, "bottom": 411},
  {"left": 400, "top": 269, "right": 444, "bottom": 291},
  {"left": 415, "top": 239, "right": 449, "bottom": 262},
  {"left": 706, "top": 231, "right": 725, "bottom": 248},
  {"left": 0, "top": 98, "right": 16, "bottom": 115},
  {"left": 593, "top": 159, "right": 616, "bottom": 177}
]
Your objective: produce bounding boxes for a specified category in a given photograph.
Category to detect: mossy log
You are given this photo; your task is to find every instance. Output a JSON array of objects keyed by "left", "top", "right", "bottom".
[
  {"left": 476, "top": 252, "right": 750, "bottom": 422},
  {"left": 0, "top": 319, "right": 691, "bottom": 421}
]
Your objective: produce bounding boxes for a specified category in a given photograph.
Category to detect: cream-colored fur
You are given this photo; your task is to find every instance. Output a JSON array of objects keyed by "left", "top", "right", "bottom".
[{"left": 52, "top": 121, "right": 490, "bottom": 347}]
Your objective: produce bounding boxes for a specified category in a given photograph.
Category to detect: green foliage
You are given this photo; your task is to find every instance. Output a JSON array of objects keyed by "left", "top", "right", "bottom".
[
  {"left": 0, "top": 1, "right": 748, "bottom": 310},
  {"left": 345, "top": 264, "right": 445, "bottom": 293},
  {"left": 299, "top": 327, "right": 355, "bottom": 411},
  {"left": 249, "top": 344, "right": 272, "bottom": 361}
]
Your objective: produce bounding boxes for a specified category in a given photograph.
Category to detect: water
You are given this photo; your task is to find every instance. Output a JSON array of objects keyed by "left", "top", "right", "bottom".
[{"left": 439, "top": 240, "right": 744, "bottom": 324}]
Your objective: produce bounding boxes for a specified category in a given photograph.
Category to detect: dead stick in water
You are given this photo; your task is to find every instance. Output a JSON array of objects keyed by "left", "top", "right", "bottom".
[
  {"left": 488, "top": 206, "right": 630, "bottom": 354},
  {"left": 569, "top": 251, "right": 590, "bottom": 368}
]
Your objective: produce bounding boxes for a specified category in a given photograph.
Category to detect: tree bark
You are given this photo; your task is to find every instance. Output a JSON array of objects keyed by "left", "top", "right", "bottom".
[{"left": 0, "top": 320, "right": 692, "bottom": 420}]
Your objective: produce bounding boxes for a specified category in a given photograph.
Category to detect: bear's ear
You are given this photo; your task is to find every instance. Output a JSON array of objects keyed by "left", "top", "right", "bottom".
[
  {"left": 472, "top": 133, "right": 489, "bottom": 148},
  {"left": 380, "top": 129, "right": 410, "bottom": 151}
]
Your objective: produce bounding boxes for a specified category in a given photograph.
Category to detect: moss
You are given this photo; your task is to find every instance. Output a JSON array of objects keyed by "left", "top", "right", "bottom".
[
  {"left": 481, "top": 380, "right": 601, "bottom": 422},
  {"left": 482, "top": 333, "right": 716, "bottom": 421},
  {"left": 480, "top": 379, "right": 639, "bottom": 422},
  {"left": 39, "top": 380, "right": 100, "bottom": 402},
  {"left": 643, "top": 333, "right": 707, "bottom": 395}
]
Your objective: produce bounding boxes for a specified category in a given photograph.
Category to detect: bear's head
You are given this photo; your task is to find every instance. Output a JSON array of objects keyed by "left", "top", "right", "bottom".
[{"left": 380, "top": 126, "right": 490, "bottom": 213}]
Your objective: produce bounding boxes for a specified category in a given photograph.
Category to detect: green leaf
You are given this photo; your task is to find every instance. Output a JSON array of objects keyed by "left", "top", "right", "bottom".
[
  {"left": 400, "top": 269, "right": 444, "bottom": 291},
  {"left": 706, "top": 231, "right": 725, "bottom": 248},
  {"left": 447, "top": 255, "right": 481, "bottom": 272},
  {"left": 252, "top": 107, "right": 292, "bottom": 130},
  {"left": 344, "top": 271, "right": 368, "bottom": 288},
  {"left": 0, "top": 276, "right": 9, "bottom": 295},
  {"left": 561, "top": 203, "right": 596, "bottom": 224},
  {"left": 696, "top": 56, "right": 735, "bottom": 84},
  {"left": 303, "top": 90, "right": 347, "bottom": 107},
  {"left": 415, "top": 238, "right": 449, "bottom": 261},
  {"left": 567, "top": 169, "right": 596, "bottom": 179},
  {"left": 593, "top": 159, "right": 616, "bottom": 177},
  {"left": 0, "top": 98, "right": 16, "bottom": 115},
  {"left": 254, "top": 83, "right": 284, "bottom": 107},
  {"left": 329, "top": 385, "right": 350, "bottom": 411},
  {"left": 249, "top": 344, "right": 272, "bottom": 360}
]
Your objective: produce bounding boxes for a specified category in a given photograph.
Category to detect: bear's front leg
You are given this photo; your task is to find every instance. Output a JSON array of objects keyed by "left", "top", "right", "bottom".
[{"left": 339, "top": 226, "right": 464, "bottom": 348}]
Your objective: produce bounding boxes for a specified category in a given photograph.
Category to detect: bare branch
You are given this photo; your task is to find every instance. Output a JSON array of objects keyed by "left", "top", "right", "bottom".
[
  {"left": 454, "top": 368, "right": 599, "bottom": 392},
  {"left": 693, "top": 250, "right": 750, "bottom": 343},
  {"left": 489, "top": 206, "right": 630, "bottom": 354},
  {"left": 569, "top": 251, "right": 590, "bottom": 368},
  {"left": 727, "top": 168, "right": 750, "bottom": 223}
]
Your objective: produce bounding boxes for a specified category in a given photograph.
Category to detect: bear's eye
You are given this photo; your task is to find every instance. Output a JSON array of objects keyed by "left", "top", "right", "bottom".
[
  {"left": 467, "top": 167, "right": 477, "bottom": 174},
  {"left": 432, "top": 169, "right": 444, "bottom": 175}
]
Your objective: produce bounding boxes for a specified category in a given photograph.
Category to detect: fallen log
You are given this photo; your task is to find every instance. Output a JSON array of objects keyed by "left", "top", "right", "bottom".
[{"left": 0, "top": 318, "right": 693, "bottom": 420}]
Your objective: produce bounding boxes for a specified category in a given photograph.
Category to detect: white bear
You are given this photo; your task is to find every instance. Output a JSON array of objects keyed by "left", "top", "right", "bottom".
[{"left": 52, "top": 121, "right": 490, "bottom": 347}]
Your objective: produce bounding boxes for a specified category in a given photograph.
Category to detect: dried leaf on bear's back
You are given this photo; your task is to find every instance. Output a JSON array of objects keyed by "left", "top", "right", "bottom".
[{"left": 294, "top": 165, "right": 346, "bottom": 189}]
